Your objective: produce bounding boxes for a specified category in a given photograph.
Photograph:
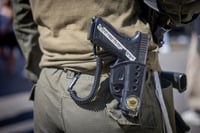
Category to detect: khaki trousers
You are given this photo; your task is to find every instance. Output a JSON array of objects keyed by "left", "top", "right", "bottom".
[{"left": 33, "top": 67, "right": 176, "bottom": 133}]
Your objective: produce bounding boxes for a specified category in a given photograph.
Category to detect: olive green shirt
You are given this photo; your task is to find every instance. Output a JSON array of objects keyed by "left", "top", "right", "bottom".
[{"left": 29, "top": 0, "right": 156, "bottom": 73}]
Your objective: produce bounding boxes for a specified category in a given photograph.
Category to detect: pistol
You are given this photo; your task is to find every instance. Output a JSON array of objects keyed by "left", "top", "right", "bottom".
[{"left": 88, "top": 16, "right": 149, "bottom": 117}]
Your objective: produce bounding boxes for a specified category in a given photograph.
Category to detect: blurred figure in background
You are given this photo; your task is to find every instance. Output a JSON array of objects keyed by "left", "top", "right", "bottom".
[
  {"left": 0, "top": 0, "right": 21, "bottom": 74},
  {"left": 182, "top": 16, "right": 200, "bottom": 126}
]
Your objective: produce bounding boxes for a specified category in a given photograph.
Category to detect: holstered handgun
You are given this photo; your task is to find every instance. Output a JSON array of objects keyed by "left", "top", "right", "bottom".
[
  {"left": 88, "top": 16, "right": 149, "bottom": 117},
  {"left": 110, "top": 61, "right": 147, "bottom": 116}
]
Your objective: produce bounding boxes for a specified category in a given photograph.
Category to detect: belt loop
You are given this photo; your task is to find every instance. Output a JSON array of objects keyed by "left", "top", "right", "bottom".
[{"left": 65, "top": 69, "right": 79, "bottom": 79}]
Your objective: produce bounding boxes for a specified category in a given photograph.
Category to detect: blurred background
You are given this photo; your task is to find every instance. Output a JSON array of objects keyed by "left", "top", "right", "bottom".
[
  {"left": 0, "top": 0, "right": 200, "bottom": 133},
  {"left": 0, "top": 0, "right": 33, "bottom": 133}
]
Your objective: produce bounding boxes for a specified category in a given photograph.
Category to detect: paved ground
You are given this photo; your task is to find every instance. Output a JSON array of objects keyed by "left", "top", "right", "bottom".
[{"left": 0, "top": 42, "right": 199, "bottom": 133}]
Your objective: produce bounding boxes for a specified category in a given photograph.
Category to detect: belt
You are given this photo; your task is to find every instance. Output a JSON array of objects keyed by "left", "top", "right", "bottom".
[{"left": 65, "top": 69, "right": 79, "bottom": 79}]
